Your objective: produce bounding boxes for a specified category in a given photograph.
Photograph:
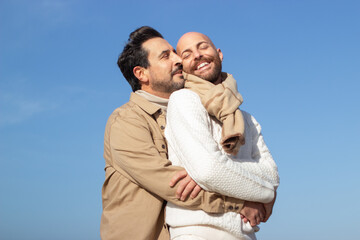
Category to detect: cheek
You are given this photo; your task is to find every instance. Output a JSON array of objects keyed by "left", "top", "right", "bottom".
[
  {"left": 153, "top": 64, "right": 168, "bottom": 74},
  {"left": 182, "top": 60, "right": 192, "bottom": 72}
]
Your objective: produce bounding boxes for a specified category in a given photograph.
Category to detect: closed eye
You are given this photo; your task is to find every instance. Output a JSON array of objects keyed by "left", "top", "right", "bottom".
[
  {"left": 182, "top": 52, "right": 191, "bottom": 59},
  {"left": 199, "top": 43, "right": 209, "bottom": 50}
]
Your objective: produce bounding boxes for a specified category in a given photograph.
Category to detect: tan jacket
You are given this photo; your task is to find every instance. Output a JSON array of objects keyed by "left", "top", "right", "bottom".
[{"left": 100, "top": 93, "right": 244, "bottom": 240}]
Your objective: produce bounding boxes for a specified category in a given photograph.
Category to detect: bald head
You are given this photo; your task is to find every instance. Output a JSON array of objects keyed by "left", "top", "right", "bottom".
[
  {"left": 176, "top": 32, "right": 216, "bottom": 57},
  {"left": 176, "top": 32, "right": 223, "bottom": 84}
]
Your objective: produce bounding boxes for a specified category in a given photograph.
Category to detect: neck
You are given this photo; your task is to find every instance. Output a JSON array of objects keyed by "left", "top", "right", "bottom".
[{"left": 212, "top": 72, "right": 225, "bottom": 85}]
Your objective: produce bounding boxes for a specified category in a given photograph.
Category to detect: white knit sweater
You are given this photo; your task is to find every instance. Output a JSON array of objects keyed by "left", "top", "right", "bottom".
[{"left": 165, "top": 89, "right": 279, "bottom": 238}]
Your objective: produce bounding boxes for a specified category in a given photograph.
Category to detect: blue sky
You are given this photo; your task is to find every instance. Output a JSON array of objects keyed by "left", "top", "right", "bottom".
[{"left": 1, "top": 0, "right": 359, "bottom": 239}]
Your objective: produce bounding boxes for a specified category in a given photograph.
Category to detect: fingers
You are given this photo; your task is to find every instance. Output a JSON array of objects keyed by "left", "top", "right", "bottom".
[
  {"left": 254, "top": 216, "right": 261, "bottom": 226},
  {"left": 263, "top": 201, "right": 275, "bottom": 222},
  {"left": 251, "top": 213, "right": 263, "bottom": 226},
  {"left": 240, "top": 214, "right": 249, "bottom": 223},
  {"left": 169, "top": 170, "right": 187, "bottom": 187},
  {"left": 259, "top": 205, "right": 266, "bottom": 224},
  {"left": 260, "top": 207, "right": 265, "bottom": 219},
  {"left": 255, "top": 210, "right": 265, "bottom": 226},
  {"left": 265, "top": 191, "right": 277, "bottom": 222},
  {"left": 190, "top": 185, "right": 202, "bottom": 199},
  {"left": 172, "top": 171, "right": 202, "bottom": 201},
  {"left": 180, "top": 180, "right": 197, "bottom": 201},
  {"left": 240, "top": 201, "right": 267, "bottom": 227},
  {"left": 263, "top": 206, "right": 272, "bottom": 222},
  {"left": 247, "top": 215, "right": 257, "bottom": 227},
  {"left": 175, "top": 175, "right": 191, "bottom": 199}
]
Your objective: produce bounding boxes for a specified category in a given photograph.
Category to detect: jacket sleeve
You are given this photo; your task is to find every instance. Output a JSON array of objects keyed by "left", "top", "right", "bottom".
[
  {"left": 108, "top": 112, "right": 244, "bottom": 213},
  {"left": 166, "top": 90, "right": 275, "bottom": 203}
]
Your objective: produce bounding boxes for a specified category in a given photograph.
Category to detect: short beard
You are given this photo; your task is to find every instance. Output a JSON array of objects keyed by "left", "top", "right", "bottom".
[
  {"left": 190, "top": 55, "right": 222, "bottom": 83},
  {"left": 151, "top": 76, "right": 184, "bottom": 94}
]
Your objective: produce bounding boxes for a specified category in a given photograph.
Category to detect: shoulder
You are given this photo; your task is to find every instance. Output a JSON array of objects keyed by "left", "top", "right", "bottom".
[
  {"left": 241, "top": 110, "right": 262, "bottom": 133},
  {"left": 110, "top": 101, "right": 142, "bottom": 120},
  {"left": 106, "top": 101, "right": 148, "bottom": 130},
  {"left": 167, "top": 89, "right": 209, "bottom": 122},
  {"left": 169, "top": 89, "right": 201, "bottom": 104},
  {"left": 168, "top": 89, "right": 204, "bottom": 112}
]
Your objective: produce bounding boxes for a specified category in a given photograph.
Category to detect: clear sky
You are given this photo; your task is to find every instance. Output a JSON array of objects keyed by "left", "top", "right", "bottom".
[{"left": 1, "top": 0, "right": 359, "bottom": 239}]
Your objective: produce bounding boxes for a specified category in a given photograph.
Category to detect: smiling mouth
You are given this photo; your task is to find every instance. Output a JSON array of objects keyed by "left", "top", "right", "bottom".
[{"left": 196, "top": 62, "right": 210, "bottom": 70}]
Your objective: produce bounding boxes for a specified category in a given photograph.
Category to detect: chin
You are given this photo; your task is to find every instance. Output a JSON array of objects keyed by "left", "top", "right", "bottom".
[
  {"left": 173, "top": 75, "right": 184, "bottom": 82},
  {"left": 174, "top": 79, "right": 185, "bottom": 90}
]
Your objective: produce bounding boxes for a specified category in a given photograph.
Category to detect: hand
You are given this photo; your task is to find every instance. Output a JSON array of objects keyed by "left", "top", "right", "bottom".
[
  {"left": 263, "top": 191, "right": 277, "bottom": 222},
  {"left": 240, "top": 201, "right": 266, "bottom": 226},
  {"left": 169, "top": 170, "right": 202, "bottom": 201}
]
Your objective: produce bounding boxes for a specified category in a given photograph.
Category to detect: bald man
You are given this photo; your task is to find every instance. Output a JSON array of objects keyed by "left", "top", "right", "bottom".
[{"left": 165, "top": 32, "right": 279, "bottom": 240}]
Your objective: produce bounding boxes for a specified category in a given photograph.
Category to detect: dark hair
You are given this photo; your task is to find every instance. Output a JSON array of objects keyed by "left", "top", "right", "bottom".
[{"left": 117, "top": 26, "right": 163, "bottom": 92}]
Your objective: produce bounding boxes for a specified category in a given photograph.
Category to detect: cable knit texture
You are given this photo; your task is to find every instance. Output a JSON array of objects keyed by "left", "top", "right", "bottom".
[
  {"left": 184, "top": 72, "right": 245, "bottom": 155},
  {"left": 165, "top": 89, "right": 279, "bottom": 239}
]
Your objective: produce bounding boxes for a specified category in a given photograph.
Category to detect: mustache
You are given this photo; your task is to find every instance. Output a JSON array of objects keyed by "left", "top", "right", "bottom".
[
  {"left": 192, "top": 56, "right": 212, "bottom": 70},
  {"left": 171, "top": 65, "right": 183, "bottom": 76}
]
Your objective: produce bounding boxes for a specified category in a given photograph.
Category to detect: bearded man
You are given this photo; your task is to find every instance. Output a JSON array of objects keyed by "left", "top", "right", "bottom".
[
  {"left": 165, "top": 32, "right": 280, "bottom": 240},
  {"left": 101, "top": 27, "right": 252, "bottom": 240}
]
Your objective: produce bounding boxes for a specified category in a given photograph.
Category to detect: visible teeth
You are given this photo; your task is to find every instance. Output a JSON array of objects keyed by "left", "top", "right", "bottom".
[{"left": 197, "top": 62, "right": 209, "bottom": 70}]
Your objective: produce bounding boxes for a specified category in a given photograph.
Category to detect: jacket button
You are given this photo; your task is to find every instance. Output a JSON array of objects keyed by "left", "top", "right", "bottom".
[
  {"left": 161, "top": 144, "right": 166, "bottom": 149},
  {"left": 160, "top": 125, "right": 165, "bottom": 130},
  {"left": 228, "top": 206, "right": 234, "bottom": 210}
]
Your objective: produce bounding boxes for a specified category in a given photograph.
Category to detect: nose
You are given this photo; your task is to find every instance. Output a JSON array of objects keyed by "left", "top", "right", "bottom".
[
  {"left": 193, "top": 49, "right": 201, "bottom": 60},
  {"left": 172, "top": 52, "right": 182, "bottom": 66}
]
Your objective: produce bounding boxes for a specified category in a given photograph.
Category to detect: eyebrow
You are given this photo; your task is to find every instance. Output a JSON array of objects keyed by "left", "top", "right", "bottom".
[
  {"left": 159, "top": 49, "right": 171, "bottom": 59},
  {"left": 181, "top": 41, "right": 208, "bottom": 56}
]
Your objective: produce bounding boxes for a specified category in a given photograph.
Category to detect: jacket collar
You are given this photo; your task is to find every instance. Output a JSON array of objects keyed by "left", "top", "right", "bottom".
[{"left": 130, "top": 92, "right": 162, "bottom": 115}]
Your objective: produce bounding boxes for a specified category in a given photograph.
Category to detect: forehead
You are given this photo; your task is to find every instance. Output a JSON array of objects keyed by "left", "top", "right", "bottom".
[
  {"left": 177, "top": 33, "right": 213, "bottom": 53},
  {"left": 142, "top": 37, "right": 173, "bottom": 58}
]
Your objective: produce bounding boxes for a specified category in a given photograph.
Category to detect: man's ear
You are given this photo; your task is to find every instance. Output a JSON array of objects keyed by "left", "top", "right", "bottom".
[
  {"left": 217, "top": 48, "right": 223, "bottom": 62},
  {"left": 133, "top": 66, "right": 149, "bottom": 84}
]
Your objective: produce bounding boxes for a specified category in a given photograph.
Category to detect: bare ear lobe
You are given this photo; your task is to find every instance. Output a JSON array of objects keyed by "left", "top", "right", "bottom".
[
  {"left": 133, "top": 66, "right": 148, "bottom": 84},
  {"left": 217, "top": 49, "right": 223, "bottom": 62}
]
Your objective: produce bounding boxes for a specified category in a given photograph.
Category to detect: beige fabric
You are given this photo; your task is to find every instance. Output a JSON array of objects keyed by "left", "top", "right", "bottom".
[
  {"left": 184, "top": 72, "right": 245, "bottom": 155},
  {"left": 136, "top": 90, "right": 169, "bottom": 111},
  {"left": 100, "top": 92, "right": 245, "bottom": 240}
]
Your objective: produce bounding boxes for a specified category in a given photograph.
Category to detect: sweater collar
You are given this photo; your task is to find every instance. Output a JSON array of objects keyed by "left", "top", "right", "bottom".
[
  {"left": 130, "top": 91, "right": 167, "bottom": 115},
  {"left": 135, "top": 90, "right": 168, "bottom": 111}
]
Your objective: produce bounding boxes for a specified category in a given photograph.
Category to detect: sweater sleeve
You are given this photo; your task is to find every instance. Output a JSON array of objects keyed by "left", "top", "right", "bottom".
[
  {"left": 248, "top": 113, "right": 280, "bottom": 188},
  {"left": 166, "top": 89, "right": 275, "bottom": 203}
]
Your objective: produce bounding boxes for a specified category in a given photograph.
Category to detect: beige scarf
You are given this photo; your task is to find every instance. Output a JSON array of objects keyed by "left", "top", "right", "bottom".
[{"left": 184, "top": 72, "right": 245, "bottom": 155}]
